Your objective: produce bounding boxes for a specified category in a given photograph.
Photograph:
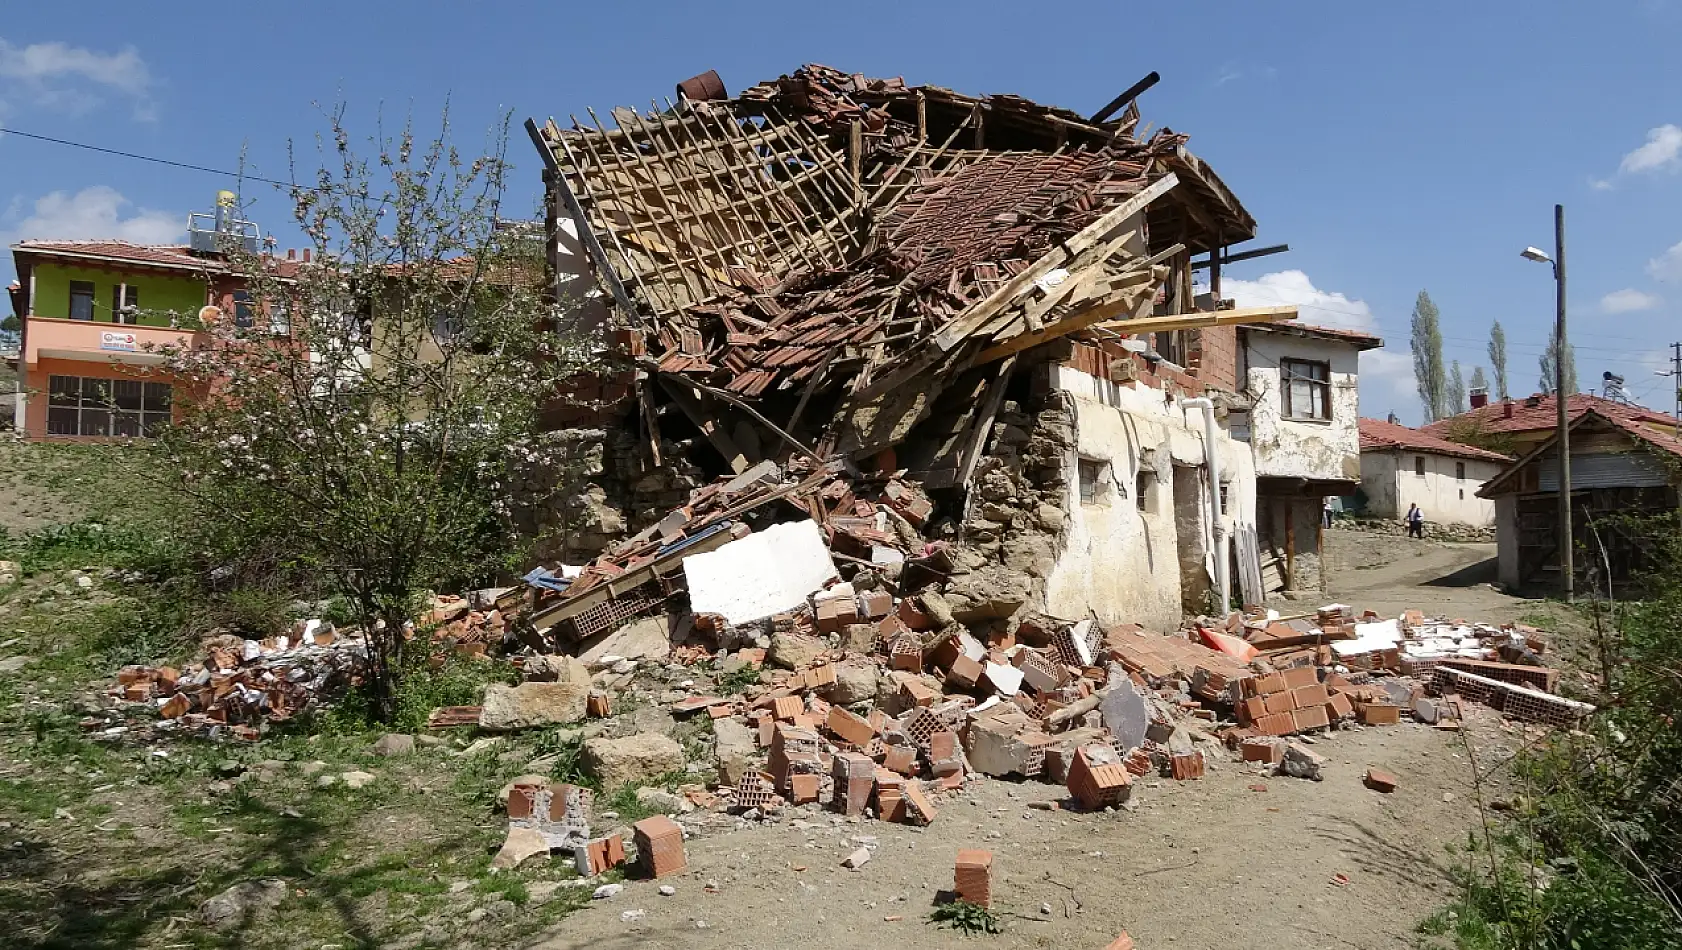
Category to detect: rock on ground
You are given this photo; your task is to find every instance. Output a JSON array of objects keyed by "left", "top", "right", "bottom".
[
  {"left": 712, "top": 718, "right": 756, "bottom": 785},
  {"left": 201, "top": 879, "right": 289, "bottom": 931},
  {"left": 767, "top": 631, "right": 824, "bottom": 671},
  {"left": 480, "top": 659, "right": 592, "bottom": 730},
  {"left": 582, "top": 733, "right": 686, "bottom": 789},
  {"left": 635, "top": 787, "right": 685, "bottom": 814},
  {"left": 366, "top": 733, "right": 415, "bottom": 757},
  {"left": 819, "top": 660, "right": 878, "bottom": 706}
]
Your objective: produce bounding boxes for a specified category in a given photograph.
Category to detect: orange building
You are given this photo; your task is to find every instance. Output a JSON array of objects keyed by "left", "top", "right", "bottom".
[{"left": 8, "top": 205, "right": 298, "bottom": 439}]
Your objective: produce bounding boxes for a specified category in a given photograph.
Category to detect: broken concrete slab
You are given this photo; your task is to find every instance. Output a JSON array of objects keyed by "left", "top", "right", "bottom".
[
  {"left": 767, "top": 631, "right": 825, "bottom": 671},
  {"left": 1099, "top": 678, "right": 1149, "bottom": 752},
  {"left": 491, "top": 826, "right": 552, "bottom": 870},
  {"left": 1280, "top": 742, "right": 1326, "bottom": 781},
  {"left": 576, "top": 613, "right": 681, "bottom": 668}
]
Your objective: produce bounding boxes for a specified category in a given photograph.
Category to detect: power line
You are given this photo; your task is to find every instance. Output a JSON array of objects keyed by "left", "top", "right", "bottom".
[{"left": 0, "top": 126, "right": 298, "bottom": 190}]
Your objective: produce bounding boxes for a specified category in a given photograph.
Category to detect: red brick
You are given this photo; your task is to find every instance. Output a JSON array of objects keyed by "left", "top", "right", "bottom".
[
  {"left": 1104, "top": 932, "right": 1136, "bottom": 950},
  {"left": 1253, "top": 712, "right": 1295, "bottom": 737},
  {"left": 1292, "top": 683, "right": 1329, "bottom": 708},
  {"left": 828, "top": 706, "right": 876, "bottom": 747},
  {"left": 1240, "top": 737, "right": 1284, "bottom": 764},
  {"left": 898, "top": 597, "right": 933, "bottom": 630},
  {"left": 1244, "top": 672, "right": 1288, "bottom": 697},
  {"left": 1359, "top": 703, "right": 1401, "bottom": 726},
  {"left": 883, "top": 745, "right": 917, "bottom": 776},
  {"left": 1263, "top": 690, "right": 1297, "bottom": 716},
  {"left": 1067, "top": 748, "right": 1131, "bottom": 810},
  {"left": 954, "top": 849, "right": 994, "bottom": 907},
  {"left": 583, "top": 833, "right": 626, "bottom": 875},
  {"left": 789, "top": 773, "right": 821, "bottom": 804},
  {"left": 1281, "top": 665, "right": 1319, "bottom": 690},
  {"left": 772, "top": 695, "right": 804, "bottom": 721},
  {"left": 1170, "top": 751, "right": 1205, "bottom": 780},
  {"left": 632, "top": 815, "right": 687, "bottom": 879},
  {"left": 1364, "top": 767, "right": 1398, "bottom": 793},
  {"left": 1326, "top": 692, "right": 1355, "bottom": 720},
  {"left": 1292, "top": 703, "right": 1330, "bottom": 732},
  {"left": 1238, "top": 695, "right": 1269, "bottom": 724},
  {"left": 946, "top": 654, "right": 983, "bottom": 689}
]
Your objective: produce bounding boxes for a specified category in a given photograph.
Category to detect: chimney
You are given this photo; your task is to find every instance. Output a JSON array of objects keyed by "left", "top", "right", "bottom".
[
  {"left": 1504, "top": 401, "right": 1515, "bottom": 418},
  {"left": 287, "top": 249, "right": 296, "bottom": 260},
  {"left": 1469, "top": 388, "right": 1489, "bottom": 409},
  {"left": 303, "top": 249, "right": 312, "bottom": 263}
]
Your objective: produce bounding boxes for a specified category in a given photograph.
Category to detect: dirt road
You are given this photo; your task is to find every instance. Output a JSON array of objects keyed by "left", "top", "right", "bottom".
[{"left": 529, "top": 534, "right": 1543, "bottom": 950}]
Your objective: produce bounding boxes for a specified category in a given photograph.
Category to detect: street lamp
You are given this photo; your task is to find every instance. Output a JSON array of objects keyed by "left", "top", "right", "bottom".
[{"left": 1520, "top": 205, "right": 1571, "bottom": 601}]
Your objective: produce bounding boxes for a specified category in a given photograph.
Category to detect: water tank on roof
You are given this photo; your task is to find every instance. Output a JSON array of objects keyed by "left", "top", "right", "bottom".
[{"left": 187, "top": 192, "right": 261, "bottom": 255}]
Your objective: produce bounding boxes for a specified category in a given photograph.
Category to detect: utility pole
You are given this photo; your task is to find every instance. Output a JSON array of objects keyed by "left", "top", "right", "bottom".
[
  {"left": 1671, "top": 341, "right": 1681, "bottom": 437},
  {"left": 1553, "top": 204, "right": 1572, "bottom": 603}
]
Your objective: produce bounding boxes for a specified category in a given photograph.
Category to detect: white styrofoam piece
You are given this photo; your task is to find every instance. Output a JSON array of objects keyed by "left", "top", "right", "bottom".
[
  {"left": 684, "top": 519, "right": 840, "bottom": 626},
  {"left": 983, "top": 662, "right": 1024, "bottom": 696},
  {"left": 1352, "top": 618, "right": 1402, "bottom": 643}
]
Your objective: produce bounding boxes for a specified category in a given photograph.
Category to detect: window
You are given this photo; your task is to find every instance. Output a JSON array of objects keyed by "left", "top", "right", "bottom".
[
  {"left": 1078, "top": 459, "right": 1108, "bottom": 506},
  {"left": 1136, "top": 470, "right": 1154, "bottom": 512},
  {"left": 1456, "top": 461, "right": 1466, "bottom": 481},
  {"left": 69, "top": 281, "right": 96, "bottom": 321},
  {"left": 45, "top": 375, "right": 170, "bottom": 437},
  {"left": 1281, "top": 359, "right": 1331, "bottom": 420},
  {"left": 1218, "top": 485, "right": 1229, "bottom": 516},
  {"left": 232, "top": 291, "right": 255, "bottom": 329},
  {"left": 111, "top": 285, "right": 139, "bottom": 324},
  {"left": 1415, "top": 456, "right": 1426, "bottom": 476}
]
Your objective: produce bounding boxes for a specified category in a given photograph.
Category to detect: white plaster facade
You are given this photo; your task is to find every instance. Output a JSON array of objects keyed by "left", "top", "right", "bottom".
[
  {"left": 1042, "top": 364, "right": 1258, "bottom": 631},
  {"left": 1360, "top": 449, "right": 1502, "bottom": 527},
  {"left": 1237, "top": 330, "right": 1364, "bottom": 483}
]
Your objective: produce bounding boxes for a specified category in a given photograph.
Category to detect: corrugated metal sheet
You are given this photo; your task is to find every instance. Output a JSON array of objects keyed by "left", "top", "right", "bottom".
[{"left": 1538, "top": 450, "right": 1670, "bottom": 491}]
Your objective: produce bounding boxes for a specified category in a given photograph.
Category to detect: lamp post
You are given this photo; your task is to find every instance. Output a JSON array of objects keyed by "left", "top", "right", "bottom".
[{"left": 1521, "top": 204, "right": 1571, "bottom": 601}]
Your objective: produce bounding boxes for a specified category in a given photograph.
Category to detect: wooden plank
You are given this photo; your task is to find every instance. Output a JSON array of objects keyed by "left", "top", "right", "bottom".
[
  {"left": 932, "top": 173, "right": 1179, "bottom": 352},
  {"left": 659, "top": 378, "right": 751, "bottom": 474},
  {"left": 525, "top": 118, "right": 640, "bottom": 323},
  {"left": 1090, "top": 304, "right": 1299, "bottom": 335},
  {"left": 967, "top": 268, "right": 1160, "bottom": 366}
]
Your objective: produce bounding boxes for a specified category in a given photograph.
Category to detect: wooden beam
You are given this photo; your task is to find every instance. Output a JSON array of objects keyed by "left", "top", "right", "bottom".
[
  {"left": 932, "top": 173, "right": 1179, "bottom": 352},
  {"left": 1091, "top": 304, "right": 1299, "bottom": 336},
  {"left": 659, "top": 378, "right": 751, "bottom": 474},
  {"left": 968, "top": 269, "right": 1160, "bottom": 366}
]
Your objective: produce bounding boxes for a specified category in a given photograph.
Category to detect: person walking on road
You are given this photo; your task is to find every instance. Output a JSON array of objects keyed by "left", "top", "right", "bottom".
[{"left": 1405, "top": 503, "right": 1425, "bottom": 539}]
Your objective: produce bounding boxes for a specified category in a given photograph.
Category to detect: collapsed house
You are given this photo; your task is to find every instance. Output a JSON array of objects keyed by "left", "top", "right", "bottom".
[{"left": 523, "top": 64, "right": 1298, "bottom": 638}]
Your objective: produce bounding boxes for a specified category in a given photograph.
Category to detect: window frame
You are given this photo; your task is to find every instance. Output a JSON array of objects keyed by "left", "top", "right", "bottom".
[
  {"left": 1077, "top": 458, "right": 1109, "bottom": 507},
  {"left": 1280, "top": 358, "right": 1332, "bottom": 421},
  {"left": 68, "top": 280, "right": 96, "bottom": 321},
  {"left": 1456, "top": 461, "right": 1466, "bottom": 481},
  {"left": 44, "top": 374, "right": 171, "bottom": 437},
  {"left": 110, "top": 285, "right": 140, "bottom": 325},
  {"left": 1415, "top": 456, "right": 1427, "bottom": 477}
]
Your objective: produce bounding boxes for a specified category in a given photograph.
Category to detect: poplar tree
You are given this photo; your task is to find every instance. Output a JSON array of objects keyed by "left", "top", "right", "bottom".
[{"left": 1410, "top": 290, "right": 1446, "bottom": 420}]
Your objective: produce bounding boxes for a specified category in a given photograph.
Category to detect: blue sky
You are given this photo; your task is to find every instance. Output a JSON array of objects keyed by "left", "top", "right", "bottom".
[{"left": 3, "top": 1, "right": 1680, "bottom": 423}]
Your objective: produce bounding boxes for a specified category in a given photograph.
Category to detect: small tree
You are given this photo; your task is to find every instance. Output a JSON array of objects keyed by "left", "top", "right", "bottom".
[
  {"left": 1488, "top": 320, "right": 1509, "bottom": 400},
  {"left": 0, "top": 313, "right": 19, "bottom": 350},
  {"left": 1447, "top": 359, "right": 1468, "bottom": 416},
  {"left": 1411, "top": 290, "right": 1446, "bottom": 421},
  {"left": 1469, "top": 365, "right": 1488, "bottom": 394},
  {"left": 146, "top": 108, "right": 592, "bottom": 720},
  {"left": 1539, "top": 327, "right": 1577, "bottom": 396}
]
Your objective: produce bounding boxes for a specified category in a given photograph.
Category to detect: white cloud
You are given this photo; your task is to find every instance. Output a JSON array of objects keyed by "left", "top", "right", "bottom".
[
  {"left": 1, "top": 186, "right": 180, "bottom": 246},
  {"left": 1358, "top": 347, "right": 1420, "bottom": 417},
  {"left": 0, "top": 37, "right": 154, "bottom": 120},
  {"left": 1647, "top": 240, "right": 1682, "bottom": 282},
  {"left": 1224, "top": 269, "right": 1377, "bottom": 332},
  {"left": 1600, "top": 288, "right": 1663, "bottom": 313},
  {"left": 1619, "top": 124, "right": 1682, "bottom": 174}
]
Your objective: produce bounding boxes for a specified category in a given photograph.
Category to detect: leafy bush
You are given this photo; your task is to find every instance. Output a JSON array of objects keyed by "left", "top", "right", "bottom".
[
  {"left": 1428, "top": 526, "right": 1682, "bottom": 947},
  {"left": 928, "top": 900, "right": 1002, "bottom": 935}
]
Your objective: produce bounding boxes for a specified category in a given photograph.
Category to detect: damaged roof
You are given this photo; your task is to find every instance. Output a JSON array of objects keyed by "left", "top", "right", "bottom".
[{"left": 529, "top": 64, "right": 1268, "bottom": 456}]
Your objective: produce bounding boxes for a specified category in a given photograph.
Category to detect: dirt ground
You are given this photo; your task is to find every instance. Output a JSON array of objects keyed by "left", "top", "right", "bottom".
[{"left": 529, "top": 533, "right": 1550, "bottom": 950}]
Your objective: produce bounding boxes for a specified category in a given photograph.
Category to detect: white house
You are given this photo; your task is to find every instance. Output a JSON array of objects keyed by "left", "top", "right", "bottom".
[
  {"left": 1232, "top": 323, "right": 1381, "bottom": 594},
  {"left": 1358, "top": 417, "right": 1509, "bottom": 527}
]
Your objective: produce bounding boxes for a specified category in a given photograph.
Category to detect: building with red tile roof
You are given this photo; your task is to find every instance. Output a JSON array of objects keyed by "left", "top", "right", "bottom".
[
  {"left": 1356, "top": 417, "right": 1510, "bottom": 527},
  {"left": 1421, "top": 392, "right": 1676, "bottom": 453},
  {"left": 1476, "top": 408, "right": 1682, "bottom": 591}
]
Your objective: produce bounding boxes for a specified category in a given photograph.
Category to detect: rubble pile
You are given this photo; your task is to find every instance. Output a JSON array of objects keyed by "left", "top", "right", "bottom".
[{"left": 107, "top": 622, "right": 367, "bottom": 740}]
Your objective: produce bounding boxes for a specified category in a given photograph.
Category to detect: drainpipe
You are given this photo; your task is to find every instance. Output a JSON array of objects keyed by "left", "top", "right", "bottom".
[{"left": 1178, "top": 396, "right": 1229, "bottom": 612}]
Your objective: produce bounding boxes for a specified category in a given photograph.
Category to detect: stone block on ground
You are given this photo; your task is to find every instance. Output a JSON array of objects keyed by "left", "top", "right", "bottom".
[
  {"left": 480, "top": 659, "right": 592, "bottom": 730},
  {"left": 582, "top": 733, "right": 686, "bottom": 789}
]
